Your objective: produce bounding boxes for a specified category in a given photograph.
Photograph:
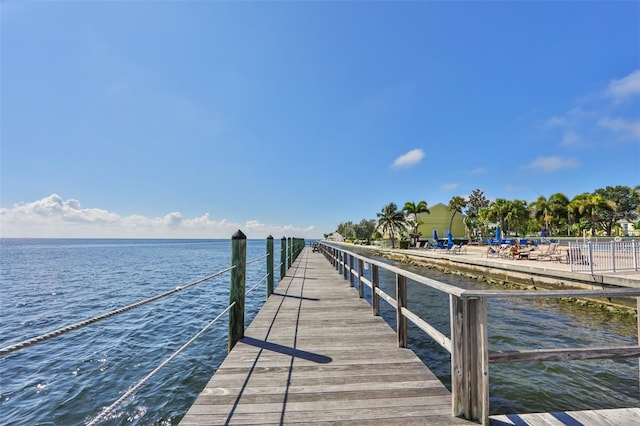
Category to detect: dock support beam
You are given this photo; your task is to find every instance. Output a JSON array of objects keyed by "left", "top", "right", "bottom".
[{"left": 229, "top": 230, "right": 247, "bottom": 353}]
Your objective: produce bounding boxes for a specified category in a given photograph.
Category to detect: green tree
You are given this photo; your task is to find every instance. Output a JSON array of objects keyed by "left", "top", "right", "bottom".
[
  {"left": 402, "top": 200, "right": 429, "bottom": 245},
  {"left": 464, "top": 189, "right": 490, "bottom": 239},
  {"left": 336, "top": 221, "right": 356, "bottom": 240},
  {"left": 354, "top": 219, "right": 377, "bottom": 243},
  {"left": 376, "top": 202, "right": 407, "bottom": 249},
  {"left": 568, "top": 193, "right": 616, "bottom": 236},
  {"left": 447, "top": 195, "right": 467, "bottom": 237},
  {"left": 506, "top": 199, "right": 529, "bottom": 236},
  {"left": 548, "top": 193, "right": 570, "bottom": 236},
  {"left": 529, "top": 195, "right": 551, "bottom": 234},
  {"left": 594, "top": 185, "right": 639, "bottom": 236},
  {"left": 485, "top": 198, "right": 511, "bottom": 234}
]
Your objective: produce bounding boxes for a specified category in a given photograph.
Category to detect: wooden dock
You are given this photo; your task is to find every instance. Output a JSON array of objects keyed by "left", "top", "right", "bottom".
[
  {"left": 180, "top": 247, "right": 474, "bottom": 425},
  {"left": 180, "top": 246, "right": 640, "bottom": 425}
]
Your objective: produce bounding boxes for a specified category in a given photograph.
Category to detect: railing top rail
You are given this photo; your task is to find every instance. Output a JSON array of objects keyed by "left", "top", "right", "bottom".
[
  {"left": 323, "top": 242, "right": 466, "bottom": 297},
  {"left": 323, "top": 242, "right": 640, "bottom": 300},
  {"left": 460, "top": 287, "right": 640, "bottom": 299}
]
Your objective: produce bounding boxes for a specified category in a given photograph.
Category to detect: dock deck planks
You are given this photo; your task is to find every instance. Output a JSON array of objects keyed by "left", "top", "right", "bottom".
[
  {"left": 180, "top": 247, "right": 639, "bottom": 425},
  {"left": 180, "top": 247, "right": 474, "bottom": 425}
]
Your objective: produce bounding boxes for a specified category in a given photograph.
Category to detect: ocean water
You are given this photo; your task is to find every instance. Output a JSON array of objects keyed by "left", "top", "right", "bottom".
[
  {"left": 1, "top": 239, "right": 638, "bottom": 425},
  {"left": 1, "top": 238, "right": 281, "bottom": 425},
  {"left": 347, "top": 246, "right": 639, "bottom": 416}
]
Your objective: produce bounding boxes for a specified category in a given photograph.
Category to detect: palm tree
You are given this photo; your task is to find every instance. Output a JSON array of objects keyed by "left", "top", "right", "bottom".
[
  {"left": 548, "top": 192, "right": 570, "bottom": 235},
  {"left": 529, "top": 195, "right": 551, "bottom": 234},
  {"left": 487, "top": 198, "right": 511, "bottom": 234},
  {"left": 447, "top": 196, "right": 467, "bottom": 237},
  {"left": 507, "top": 199, "right": 528, "bottom": 236},
  {"left": 568, "top": 193, "right": 616, "bottom": 236},
  {"left": 402, "top": 200, "right": 429, "bottom": 246},
  {"left": 376, "top": 202, "right": 407, "bottom": 249}
]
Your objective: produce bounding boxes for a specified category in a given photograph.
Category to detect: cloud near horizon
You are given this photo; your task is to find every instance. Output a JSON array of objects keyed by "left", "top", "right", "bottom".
[
  {"left": 0, "top": 194, "right": 318, "bottom": 239},
  {"left": 391, "top": 148, "right": 425, "bottom": 169}
]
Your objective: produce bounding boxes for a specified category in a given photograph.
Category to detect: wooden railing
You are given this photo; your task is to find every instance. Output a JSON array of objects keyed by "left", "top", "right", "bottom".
[{"left": 316, "top": 242, "right": 640, "bottom": 426}]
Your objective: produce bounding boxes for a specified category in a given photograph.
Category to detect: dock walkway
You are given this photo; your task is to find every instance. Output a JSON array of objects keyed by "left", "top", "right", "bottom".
[
  {"left": 181, "top": 246, "right": 640, "bottom": 425},
  {"left": 180, "top": 247, "right": 474, "bottom": 425}
]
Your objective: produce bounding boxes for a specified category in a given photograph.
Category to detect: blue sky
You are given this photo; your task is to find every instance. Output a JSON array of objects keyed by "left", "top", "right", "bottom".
[{"left": 1, "top": 1, "right": 639, "bottom": 239}]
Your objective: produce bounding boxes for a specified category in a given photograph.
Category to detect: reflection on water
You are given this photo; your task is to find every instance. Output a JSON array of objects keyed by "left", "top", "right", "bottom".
[{"left": 349, "top": 247, "right": 638, "bottom": 415}]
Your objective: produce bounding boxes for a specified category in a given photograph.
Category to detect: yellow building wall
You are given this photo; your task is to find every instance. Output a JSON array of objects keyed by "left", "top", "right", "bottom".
[{"left": 416, "top": 203, "right": 466, "bottom": 239}]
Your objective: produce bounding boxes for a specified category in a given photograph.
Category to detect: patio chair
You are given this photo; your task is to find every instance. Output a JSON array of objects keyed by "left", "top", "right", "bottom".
[
  {"left": 485, "top": 244, "right": 508, "bottom": 258},
  {"left": 451, "top": 243, "right": 467, "bottom": 254},
  {"left": 530, "top": 242, "right": 558, "bottom": 260}
]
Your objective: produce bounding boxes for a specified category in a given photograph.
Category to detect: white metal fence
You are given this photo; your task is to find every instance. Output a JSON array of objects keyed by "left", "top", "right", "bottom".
[{"left": 569, "top": 240, "right": 639, "bottom": 273}]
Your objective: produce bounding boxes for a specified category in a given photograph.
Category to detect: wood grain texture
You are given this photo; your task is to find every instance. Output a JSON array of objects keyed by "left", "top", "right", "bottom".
[
  {"left": 180, "top": 246, "right": 639, "bottom": 426},
  {"left": 180, "top": 247, "right": 474, "bottom": 425}
]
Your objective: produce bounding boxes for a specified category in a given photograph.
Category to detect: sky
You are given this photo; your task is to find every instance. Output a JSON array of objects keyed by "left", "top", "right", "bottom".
[{"left": 1, "top": 1, "right": 639, "bottom": 239}]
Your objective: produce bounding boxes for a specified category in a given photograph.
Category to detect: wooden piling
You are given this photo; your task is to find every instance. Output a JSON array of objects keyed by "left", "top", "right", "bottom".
[
  {"left": 228, "top": 230, "right": 246, "bottom": 353},
  {"left": 266, "top": 235, "right": 274, "bottom": 297}
]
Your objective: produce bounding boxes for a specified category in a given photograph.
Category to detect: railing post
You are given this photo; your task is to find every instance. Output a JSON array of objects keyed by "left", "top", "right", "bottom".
[
  {"left": 372, "top": 264, "right": 380, "bottom": 316},
  {"left": 266, "top": 235, "right": 274, "bottom": 298},
  {"left": 287, "top": 237, "right": 292, "bottom": 269},
  {"left": 280, "top": 237, "right": 286, "bottom": 280},
  {"left": 349, "top": 254, "right": 355, "bottom": 287},
  {"left": 396, "top": 274, "right": 407, "bottom": 348},
  {"left": 229, "top": 230, "right": 246, "bottom": 353},
  {"left": 343, "top": 251, "right": 348, "bottom": 280},
  {"left": 358, "top": 259, "right": 365, "bottom": 298},
  {"left": 588, "top": 241, "right": 594, "bottom": 275},
  {"left": 634, "top": 240, "right": 638, "bottom": 271},
  {"left": 450, "top": 295, "right": 489, "bottom": 425}
]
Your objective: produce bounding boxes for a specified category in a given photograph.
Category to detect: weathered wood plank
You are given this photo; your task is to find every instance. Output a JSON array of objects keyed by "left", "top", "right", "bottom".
[
  {"left": 180, "top": 247, "right": 475, "bottom": 425},
  {"left": 489, "top": 346, "right": 640, "bottom": 363},
  {"left": 180, "top": 246, "right": 639, "bottom": 426},
  {"left": 489, "top": 407, "right": 640, "bottom": 425}
]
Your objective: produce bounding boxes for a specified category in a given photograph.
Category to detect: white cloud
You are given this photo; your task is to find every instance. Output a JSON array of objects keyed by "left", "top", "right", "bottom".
[
  {"left": 440, "top": 183, "right": 459, "bottom": 191},
  {"left": 0, "top": 194, "right": 318, "bottom": 239},
  {"left": 391, "top": 148, "right": 425, "bottom": 168},
  {"left": 522, "top": 156, "right": 579, "bottom": 174},
  {"left": 598, "top": 117, "right": 640, "bottom": 140},
  {"left": 543, "top": 70, "right": 640, "bottom": 146},
  {"left": 561, "top": 130, "right": 581, "bottom": 146},
  {"left": 545, "top": 116, "right": 567, "bottom": 127},
  {"left": 606, "top": 69, "right": 640, "bottom": 101},
  {"left": 470, "top": 167, "right": 487, "bottom": 174}
]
